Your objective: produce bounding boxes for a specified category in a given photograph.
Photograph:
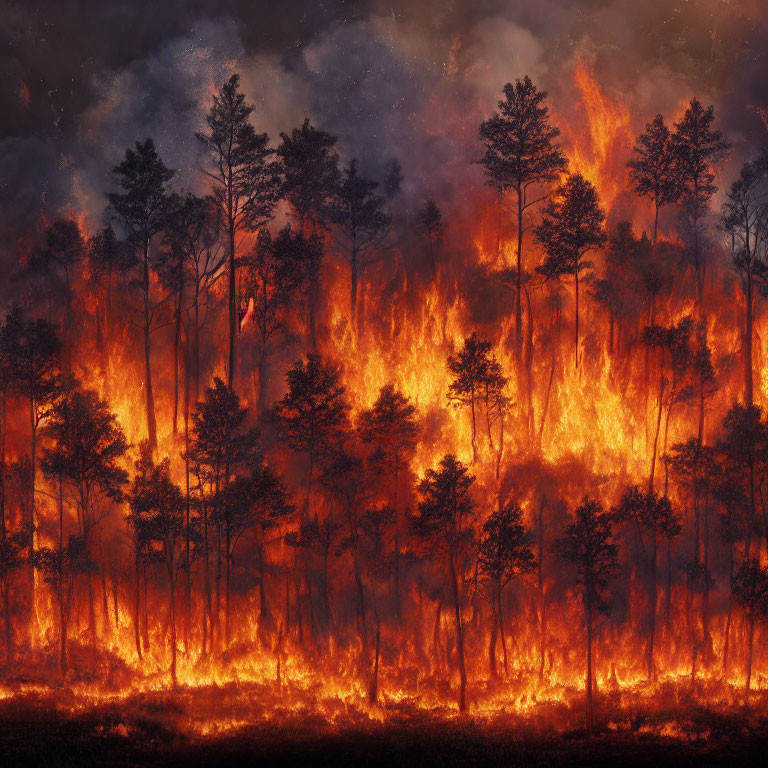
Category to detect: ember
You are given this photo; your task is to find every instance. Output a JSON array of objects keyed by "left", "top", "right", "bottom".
[{"left": 2, "top": 2, "right": 768, "bottom": 763}]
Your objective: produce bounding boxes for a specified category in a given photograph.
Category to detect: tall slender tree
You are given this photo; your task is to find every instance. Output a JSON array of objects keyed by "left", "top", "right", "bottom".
[
  {"left": 629, "top": 115, "right": 681, "bottom": 246},
  {"left": 197, "top": 74, "right": 282, "bottom": 387},
  {"left": 670, "top": 99, "right": 730, "bottom": 303},
  {"left": 128, "top": 452, "right": 185, "bottom": 686},
  {"left": 277, "top": 119, "right": 340, "bottom": 347},
  {"left": 478, "top": 501, "right": 535, "bottom": 677},
  {"left": 479, "top": 77, "right": 567, "bottom": 355},
  {"left": 557, "top": 497, "right": 620, "bottom": 737},
  {"left": 109, "top": 138, "right": 175, "bottom": 452},
  {"left": 719, "top": 157, "right": 768, "bottom": 407},
  {"left": 358, "top": 384, "right": 419, "bottom": 622},
  {"left": 40, "top": 388, "right": 128, "bottom": 648},
  {"left": 411, "top": 454, "right": 476, "bottom": 713},
  {"left": 3, "top": 307, "right": 63, "bottom": 631},
  {"left": 536, "top": 173, "right": 606, "bottom": 368},
  {"left": 329, "top": 160, "right": 391, "bottom": 332},
  {"left": 273, "top": 355, "right": 349, "bottom": 520}
]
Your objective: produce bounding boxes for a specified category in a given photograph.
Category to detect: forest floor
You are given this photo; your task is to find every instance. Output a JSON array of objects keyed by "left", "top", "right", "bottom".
[{"left": 1, "top": 678, "right": 768, "bottom": 767}]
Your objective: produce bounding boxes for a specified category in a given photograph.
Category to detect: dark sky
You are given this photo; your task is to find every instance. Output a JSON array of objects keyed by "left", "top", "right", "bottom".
[{"left": 1, "top": 0, "right": 766, "bottom": 269}]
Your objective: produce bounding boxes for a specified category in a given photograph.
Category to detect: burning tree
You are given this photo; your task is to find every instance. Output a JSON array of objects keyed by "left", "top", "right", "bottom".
[
  {"left": 108, "top": 138, "right": 175, "bottom": 453},
  {"left": 39, "top": 388, "right": 128, "bottom": 664},
  {"left": 358, "top": 384, "right": 419, "bottom": 621},
  {"left": 242, "top": 226, "right": 320, "bottom": 416},
  {"left": 670, "top": 99, "right": 730, "bottom": 303},
  {"left": 732, "top": 558, "right": 768, "bottom": 696},
  {"left": 411, "top": 455, "right": 476, "bottom": 713},
  {"left": 273, "top": 355, "right": 349, "bottom": 519},
  {"left": 215, "top": 464, "right": 293, "bottom": 630},
  {"left": 30, "top": 218, "right": 85, "bottom": 368},
  {"left": 417, "top": 199, "right": 443, "bottom": 280},
  {"left": 628, "top": 114, "right": 681, "bottom": 246},
  {"left": 477, "top": 501, "right": 535, "bottom": 677},
  {"left": 557, "top": 497, "right": 620, "bottom": 737},
  {"left": 3, "top": 307, "right": 64, "bottom": 632},
  {"left": 187, "top": 377, "right": 260, "bottom": 650},
  {"left": 479, "top": 76, "right": 567, "bottom": 356},
  {"left": 447, "top": 333, "right": 503, "bottom": 462},
  {"left": 613, "top": 486, "right": 681, "bottom": 682},
  {"left": 535, "top": 173, "right": 606, "bottom": 368},
  {"left": 719, "top": 156, "right": 768, "bottom": 407},
  {"left": 128, "top": 452, "right": 185, "bottom": 686},
  {"left": 197, "top": 74, "right": 282, "bottom": 388},
  {"left": 277, "top": 119, "right": 340, "bottom": 347},
  {"left": 329, "top": 160, "right": 391, "bottom": 333}
]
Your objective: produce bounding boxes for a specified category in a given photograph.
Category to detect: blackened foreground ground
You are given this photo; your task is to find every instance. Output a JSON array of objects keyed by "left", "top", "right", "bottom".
[{"left": 2, "top": 693, "right": 768, "bottom": 768}]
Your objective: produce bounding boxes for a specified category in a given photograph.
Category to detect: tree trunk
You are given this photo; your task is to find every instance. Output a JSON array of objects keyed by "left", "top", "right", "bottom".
[
  {"left": 538, "top": 496, "right": 547, "bottom": 681},
  {"left": 172, "top": 277, "right": 183, "bottom": 435},
  {"left": 515, "top": 185, "right": 523, "bottom": 358},
  {"left": 142, "top": 239, "right": 158, "bottom": 453},
  {"left": 350, "top": 248, "right": 358, "bottom": 332},
  {"left": 574, "top": 266, "right": 580, "bottom": 369},
  {"left": 134, "top": 549, "right": 142, "bottom": 661},
  {"left": 497, "top": 588, "right": 508, "bottom": 675},
  {"left": 746, "top": 266, "right": 754, "bottom": 407},
  {"left": 745, "top": 616, "right": 754, "bottom": 697},
  {"left": 227, "top": 205, "right": 237, "bottom": 388},
  {"left": 648, "top": 534, "right": 657, "bottom": 682},
  {"left": 168, "top": 559, "right": 177, "bottom": 688},
  {"left": 586, "top": 596, "right": 594, "bottom": 738},
  {"left": 449, "top": 553, "right": 468, "bottom": 713},
  {"left": 58, "top": 477, "right": 66, "bottom": 675}
]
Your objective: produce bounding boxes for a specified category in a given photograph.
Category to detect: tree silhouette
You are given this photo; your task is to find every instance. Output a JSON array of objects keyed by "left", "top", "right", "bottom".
[
  {"left": 557, "top": 497, "right": 619, "bottom": 737},
  {"left": 242, "top": 226, "right": 317, "bottom": 416},
  {"left": 719, "top": 156, "right": 768, "bottom": 407},
  {"left": 30, "top": 218, "right": 85, "bottom": 368},
  {"left": 87, "top": 225, "right": 137, "bottom": 368},
  {"left": 358, "top": 384, "right": 419, "bottom": 622},
  {"left": 591, "top": 222, "right": 649, "bottom": 356},
  {"left": 670, "top": 99, "right": 730, "bottom": 303},
  {"left": 732, "top": 558, "right": 768, "bottom": 696},
  {"left": 629, "top": 114, "right": 681, "bottom": 246},
  {"left": 480, "top": 76, "right": 567, "bottom": 356},
  {"left": 359, "top": 503, "right": 398, "bottom": 702},
  {"left": 215, "top": 465, "right": 292, "bottom": 630},
  {"left": 329, "top": 160, "right": 391, "bottom": 332},
  {"left": 277, "top": 119, "right": 340, "bottom": 347},
  {"left": 108, "top": 138, "right": 175, "bottom": 452},
  {"left": 187, "top": 377, "right": 259, "bottom": 650},
  {"left": 128, "top": 452, "right": 185, "bottom": 686},
  {"left": 478, "top": 501, "right": 535, "bottom": 677},
  {"left": 667, "top": 438, "right": 717, "bottom": 654},
  {"left": 417, "top": 199, "right": 443, "bottom": 280},
  {"left": 0, "top": 314, "right": 21, "bottom": 664},
  {"left": 197, "top": 74, "right": 282, "bottom": 388},
  {"left": 273, "top": 355, "right": 349, "bottom": 520},
  {"left": 161, "top": 193, "right": 224, "bottom": 432},
  {"left": 3, "top": 307, "right": 63, "bottom": 628},
  {"left": 411, "top": 454, "right": 476, "bottom": 713},
  {"left": 447, "top": 333, "right": 500, "bottom": 462},
  {"left": 320, "top": 449, "right": 372, "bottom": 655},
  {"left": 536, "top": 173, "right": 606, "bottom": 368},
  {"left": 278, "top": 118, "right": 340, "bottom": 234},
  {"left": 40, "top": 387, "right": 128, "bottom": 648},
  {"left": 641, "top": 315, "right": 695, "bottom": 493},
  {"left": 614, "top": 486, "right": 680, "bottom": 682},
  {"left": 717, "top": 403, "right": 768, "bottom": 559}
]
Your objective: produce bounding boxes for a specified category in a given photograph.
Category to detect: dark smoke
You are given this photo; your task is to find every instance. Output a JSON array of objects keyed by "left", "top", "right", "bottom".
[{"left": 1, "top": 0, "right": 766, "bottom": 301}]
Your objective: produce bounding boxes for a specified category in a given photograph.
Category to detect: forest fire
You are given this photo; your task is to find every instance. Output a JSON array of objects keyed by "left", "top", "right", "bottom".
[{"left": 2, "top": 2, "right": 768, "bottom": 765}]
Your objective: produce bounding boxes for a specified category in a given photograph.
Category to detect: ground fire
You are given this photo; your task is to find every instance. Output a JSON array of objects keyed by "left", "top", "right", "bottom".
[{"left": 2, "top": 3, "right": 768, "bottom": 764}]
